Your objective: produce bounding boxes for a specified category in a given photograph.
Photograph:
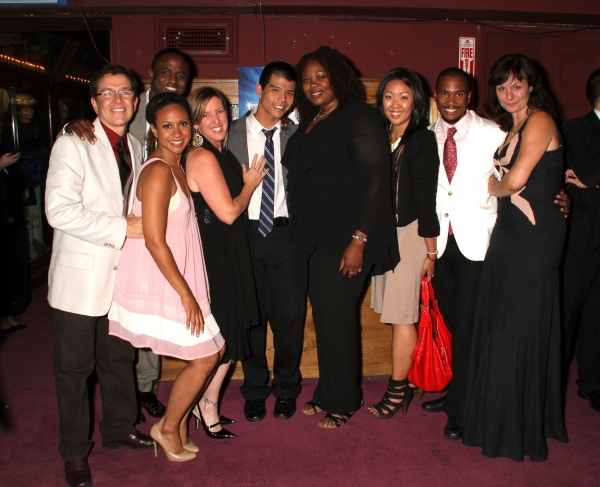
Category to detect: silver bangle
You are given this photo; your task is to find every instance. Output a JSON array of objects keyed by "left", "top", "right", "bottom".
[
  {"left": 352, "top": 235, "right": 368, "bottom": 243},
  {"left": 426, "top": 251, "right": 439, "bottom": 255}
]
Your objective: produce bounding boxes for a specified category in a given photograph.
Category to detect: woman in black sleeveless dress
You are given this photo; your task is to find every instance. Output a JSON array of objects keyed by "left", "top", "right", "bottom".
[
  {"left": 462, "top": 55, "right": 569, "bottom": 461},
  {"left": 185, "top": 87, "right": 267, "bottom": 438}
]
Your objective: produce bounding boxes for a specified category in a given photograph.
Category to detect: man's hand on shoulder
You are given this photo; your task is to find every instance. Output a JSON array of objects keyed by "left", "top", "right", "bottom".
[
  {"left": 126, "top": 213, "right": 143, "bottom": 238},
  {"left": 65, "top": 119, "right": 96, "bottom": 144}
]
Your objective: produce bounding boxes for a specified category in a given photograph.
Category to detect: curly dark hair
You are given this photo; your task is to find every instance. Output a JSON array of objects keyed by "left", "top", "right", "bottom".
[
  {"left": 294, "top": 46, "right": 365, "bottom": 123},
  {"left": 486, "top": 54, "right": 558, "bottom": 132},
  {"left": 145, "top": 92, "right": 192, "bottom": 157},
  {"left": 376, "top": 67, "right": 429, "bottom": 149}
]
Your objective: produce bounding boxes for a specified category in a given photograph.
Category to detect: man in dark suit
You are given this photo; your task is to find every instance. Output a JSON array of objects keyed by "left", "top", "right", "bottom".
[
  {"left": 562, "top": 67, "right": 600, "bottom": 413},
  {"left": 228, "top": 62, "right": 305, "bottom": 421}
]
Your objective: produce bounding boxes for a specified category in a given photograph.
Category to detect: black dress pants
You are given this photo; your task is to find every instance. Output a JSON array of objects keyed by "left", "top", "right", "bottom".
[
  {"left": 307, "top": 244, "right": 368, "bottom": 414},
  {"left": 432, "top": 235, "right": 484, "bottom": 424},
  {"left": 53, "top": 309, "right": 137, "bottom": 461},
  {"left": 241, "top": 222, "right": 306, "bottom": 400},
  {"left": 562, "top": 245, "right": 600, "bottom": 394}
]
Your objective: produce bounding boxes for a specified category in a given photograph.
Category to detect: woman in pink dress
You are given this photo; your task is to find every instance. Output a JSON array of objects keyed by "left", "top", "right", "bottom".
[{"left": 109, "top": 93, "right": 224, "bottom": 462}]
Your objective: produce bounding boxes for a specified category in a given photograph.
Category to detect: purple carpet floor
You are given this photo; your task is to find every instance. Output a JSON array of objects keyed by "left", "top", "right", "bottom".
[{"left": 1, "top": 285, "right": 599, "bottom": 486}]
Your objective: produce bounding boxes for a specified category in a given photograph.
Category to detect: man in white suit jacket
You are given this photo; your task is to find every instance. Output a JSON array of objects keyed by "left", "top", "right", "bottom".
[
  {"left": 63, "top": 49, "right": 191, "bottom": 423},
  {"left": 46, "top": 65, "right": 152, "bottom": 487},
  {"left": 422, "top": 68, "right": 569, "bottom": 440},
  {"left": 422, "top": 69, "right": 505, "bottom": 441}
]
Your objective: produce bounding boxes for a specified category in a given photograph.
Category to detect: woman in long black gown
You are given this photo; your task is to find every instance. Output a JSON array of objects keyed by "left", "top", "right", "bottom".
[
  {"left": 462, "top": 54, "right": 569, "bottom": 461},
  {"left": 185, "top": 87, "right": 267, "bottom": 438}
]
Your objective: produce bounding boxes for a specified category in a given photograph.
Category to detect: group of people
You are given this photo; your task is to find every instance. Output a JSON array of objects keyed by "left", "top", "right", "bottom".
[{"left": 43, "top": 45, "right": 599, "bottom": 487}]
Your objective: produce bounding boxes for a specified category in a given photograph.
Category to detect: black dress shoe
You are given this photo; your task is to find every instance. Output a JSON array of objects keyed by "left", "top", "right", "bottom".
[
  {"left": 273, "top": 397, "right": 296, "bottom": 419},
  {"left": 244, "top": 399, "right": 266, "bottom": 422},
  {"left": 139, "top": 391, "right": 166, "bottom": 418},
  {"left": 421, "top": 395, "right": 446, "bottom": 413},
  {"left": 135, "top": 410, "right": 146, "bottom": 425},
  {"left": 102, "top": 429, "right": 154, "bottom": 450},
  {"left": 444, "top": 417, "right": 463, "bottom": 440},
  {"left": 64, "top": 458, "right": 92, "bottom": 487},
  {"left": 578, "top": 390, "right": 600, "bottom": 412}
]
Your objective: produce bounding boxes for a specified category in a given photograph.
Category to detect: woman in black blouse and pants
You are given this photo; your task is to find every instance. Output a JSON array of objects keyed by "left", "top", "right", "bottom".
[
  {"left": 369, "top": 68, "right": 440, "bottom": 419},
  {"left": 282, "top": 47, "right": 399, "bottom": 428}
]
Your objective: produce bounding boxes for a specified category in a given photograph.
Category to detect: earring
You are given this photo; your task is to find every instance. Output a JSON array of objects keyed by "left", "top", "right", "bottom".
[{"left": 192, "top": 129, "right": 203, "bottom": 148}]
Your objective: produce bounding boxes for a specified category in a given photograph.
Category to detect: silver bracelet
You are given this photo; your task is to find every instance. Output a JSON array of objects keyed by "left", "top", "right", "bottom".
[
  {"left": 352, "top": 235, "right": 368, "bottom": 243},
  {"left": 426, "top": 251, "right": 439, "bottom": 255}
]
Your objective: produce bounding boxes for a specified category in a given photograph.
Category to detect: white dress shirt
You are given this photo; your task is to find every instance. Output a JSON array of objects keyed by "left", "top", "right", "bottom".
[
  {"left": 246, "top": 111, "right": 288, "bottom": 220},
  {"left": 434, "top": 110, "right": 473, "bottom": 162}
]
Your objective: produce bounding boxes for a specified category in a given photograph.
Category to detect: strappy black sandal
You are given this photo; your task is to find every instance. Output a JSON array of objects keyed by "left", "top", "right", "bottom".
[
  {"left": 318, "top": 401, "right": 363, "bottom": 428},
  {"left": 302, "top": 400, "right": 323, "bottom": 416},
  {"left": 368, "top": 378, "right": 414, "bottom": 419}
]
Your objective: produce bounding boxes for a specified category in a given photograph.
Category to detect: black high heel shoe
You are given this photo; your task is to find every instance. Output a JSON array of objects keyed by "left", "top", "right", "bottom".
[
  {"left": 368, "top": 378, "right": 414, "bottom": 419},
  {"left": 198, "top": 415, "right": 236, "bottom": 439},
  {"left": 191, "top": 403, "right": 236, "bottom": 430}
]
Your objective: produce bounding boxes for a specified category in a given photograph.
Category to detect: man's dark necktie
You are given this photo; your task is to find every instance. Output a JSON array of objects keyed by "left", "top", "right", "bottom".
[
  {"left": 258, "top": 127, "right": 277, "bottom": 237},
  {"left": 116, "top": 137, "right": 133, "bottom": 215}
]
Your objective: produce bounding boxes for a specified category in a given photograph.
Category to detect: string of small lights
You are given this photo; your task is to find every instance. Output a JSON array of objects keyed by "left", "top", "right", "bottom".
[
  {"left": 65, "top": 74, "right": 90, "bottom": 84},
  {"left": 0, "top": 53, "right": 45, "bottom": 71}
]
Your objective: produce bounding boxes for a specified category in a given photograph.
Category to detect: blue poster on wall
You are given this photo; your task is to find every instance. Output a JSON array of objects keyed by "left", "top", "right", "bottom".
[
  {"left": 238, "top": 65, "right": 299, "bottom": 124},
  {"left": 238, "top": 66, "right": 264, "bottom": 119}
]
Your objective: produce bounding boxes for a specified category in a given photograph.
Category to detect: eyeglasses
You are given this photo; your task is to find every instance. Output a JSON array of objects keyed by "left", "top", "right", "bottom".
[{"left": 95, "top": 89, "right": 136, "bottom": 99}]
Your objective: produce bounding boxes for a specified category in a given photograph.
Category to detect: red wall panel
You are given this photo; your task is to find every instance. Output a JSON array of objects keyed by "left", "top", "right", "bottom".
[{"left": 111, "top": 14, "right": 600, "bottom": 120}]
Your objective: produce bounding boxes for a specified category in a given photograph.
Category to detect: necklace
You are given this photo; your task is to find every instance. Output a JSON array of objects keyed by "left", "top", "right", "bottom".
[
  {"left": 510, "top": 116, "right": 529, "bottom": 135},
  {"left": 313, "top": 104, "right": 337, "bottom": 123}
]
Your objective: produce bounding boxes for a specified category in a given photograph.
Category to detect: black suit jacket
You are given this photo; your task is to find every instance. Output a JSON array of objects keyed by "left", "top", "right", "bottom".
[
  {"left": 282, "top": 100, "right": 399, "bottom": 275},
  {"left": 394, "top": 128, "right": 440, "bottom": 237},
  {"left": 563, "top": 110, "right": 600, "bottom": 253}
]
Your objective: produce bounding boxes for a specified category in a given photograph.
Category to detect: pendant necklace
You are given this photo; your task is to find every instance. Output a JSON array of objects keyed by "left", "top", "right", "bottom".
[{"left": 313, "top": 104, "right": 337, "bottom": 124}]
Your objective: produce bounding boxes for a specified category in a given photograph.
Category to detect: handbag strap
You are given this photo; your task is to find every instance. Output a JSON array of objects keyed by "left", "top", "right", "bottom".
[
  {"left": 420, "top": 277, "right": 432, "bottom": 309},
  {"left": 427, "top": 278, "right": 437, "bottom": 304}
]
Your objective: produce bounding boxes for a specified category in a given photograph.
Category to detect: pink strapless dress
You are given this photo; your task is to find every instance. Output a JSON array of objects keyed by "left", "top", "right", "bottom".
[{"left": 109, "top": 159, "right": 224, "bottom": 360}]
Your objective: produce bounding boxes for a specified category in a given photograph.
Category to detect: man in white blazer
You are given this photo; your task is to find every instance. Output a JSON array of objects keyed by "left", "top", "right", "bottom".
[
  {"left": 62, "top": 48, "right": 191, "bottom": 424},
  {"left": 421, "top": 68, "right": 505, "bottom": 440},
  {"left": 46, "top": 64, "right": 152, "bottom": 487},
  {"left": 422, "top": 68, "right": 569, "bottom": 440}
]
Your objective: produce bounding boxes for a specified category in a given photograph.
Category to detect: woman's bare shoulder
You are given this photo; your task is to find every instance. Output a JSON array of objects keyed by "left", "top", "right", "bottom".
[{"left": 186, "top": 147, "right": 220, "bottom": 173}]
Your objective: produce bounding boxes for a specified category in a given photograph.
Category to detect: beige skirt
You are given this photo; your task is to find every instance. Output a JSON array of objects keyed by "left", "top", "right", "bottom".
[{"left": 370, "top": 219, "right": 426, "bottom": 325}]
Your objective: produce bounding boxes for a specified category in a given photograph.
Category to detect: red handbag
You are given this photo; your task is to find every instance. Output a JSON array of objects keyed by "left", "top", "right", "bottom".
[{"left": 408, "top": 277, "right": 453, "bottom": 392}]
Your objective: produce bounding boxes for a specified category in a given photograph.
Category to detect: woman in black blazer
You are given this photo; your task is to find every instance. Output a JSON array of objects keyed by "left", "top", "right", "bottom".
[
  {"left": 368, "top": 68, "right": 440, "bottom": 419},
  {"left": 282, "top": 47, "right": 399, "bottom": 428}
]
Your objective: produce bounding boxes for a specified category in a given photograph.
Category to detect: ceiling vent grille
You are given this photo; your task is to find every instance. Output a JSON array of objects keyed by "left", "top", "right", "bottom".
[
  {"left": 165, "top": 26, "right": 227, "bottom": 51},
  {"left": 156, "top": 16, "right": 237, "bottom": 63}
]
